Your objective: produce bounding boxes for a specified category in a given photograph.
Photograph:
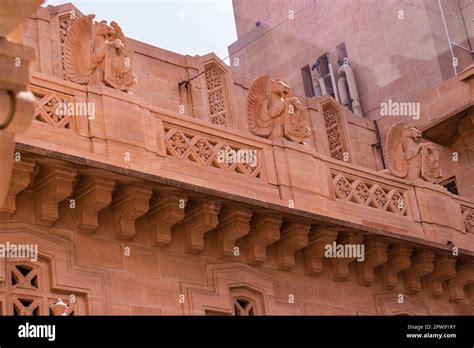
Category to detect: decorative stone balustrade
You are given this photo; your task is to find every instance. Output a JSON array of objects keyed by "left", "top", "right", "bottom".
[
  {"left": 163, "top": 125, "right": 264, "bottom": 179},
  {"left": 331, "top": 171, "right": 408, "bottom": 217}
]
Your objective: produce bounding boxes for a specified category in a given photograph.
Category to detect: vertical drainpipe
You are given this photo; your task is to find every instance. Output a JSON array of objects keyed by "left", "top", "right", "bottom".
[
  {"left": 338, "top": 64, "right": 362, "bottom": 116},
  {"left": 328, "top": 62, "right": 340, "bottom": 102},
  {"left": 338, "top": 76, "right": 350, "bottom": 107},
  {"left": 319, "top": 77, "right": 328, "bottom": 95}
]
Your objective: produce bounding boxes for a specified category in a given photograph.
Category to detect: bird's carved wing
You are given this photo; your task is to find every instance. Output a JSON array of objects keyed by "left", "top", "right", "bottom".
[
  {"left": 385, "top": 122, "right": 408, "bottom": 178},
  {"left": 63, "top": 14, "right": 95, "bottom": 84},
  {"left": 110, "top": 21, "right": 126, "bottom": 44},
  {"left": 247, "top": 75, "right": 273, "bottom": 138}
]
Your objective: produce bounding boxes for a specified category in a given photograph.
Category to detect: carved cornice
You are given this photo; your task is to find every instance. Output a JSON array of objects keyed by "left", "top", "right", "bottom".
[
  {"left": 214, "top": 206, "right": 253, "bottom": 259},
  {"left": 356, "top": 239, "right": 389, "bottom": 286},
  {"left": 246, "top": 214, "right": 282, "bottom": 265},
  {"left": 180, "top": 201, "right": 222, "bottom": 254},
  {"left": 33, "top": 166, "right": 77, "bottom": 226},
  {"left": 0, "top": 158, "right": 36, "bottom": 219},
  {"left": 274, "top": 222, "right": 310, "bottom": 271},
  {"left": 111, "top": 183, "right": 153, "bottom": 240},
  {"left": 147, "top": 191, "right": 187, "bottom": 247},
  {"left": 403, "top": 249, "right": 435, "bottom": 294},
  {"left": 379, "top": 244, "right": 413, "bottom": 290},
  {"left": 74, "top": 176, "right": 116, "bottom": 233},
  {"left": 303, "top": 226, "right": 338, "bottom": 276},
  {"left": 423, "top": 255, "right": 457, "bottom": 299}
]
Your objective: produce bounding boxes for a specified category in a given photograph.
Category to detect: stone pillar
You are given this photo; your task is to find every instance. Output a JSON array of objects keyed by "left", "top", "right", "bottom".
[
  {"left": 0, "top": 0, "right": 43, "bottom": 205},
  {"left": 414, "top": 179, "right": 465, "bottom": 243}
]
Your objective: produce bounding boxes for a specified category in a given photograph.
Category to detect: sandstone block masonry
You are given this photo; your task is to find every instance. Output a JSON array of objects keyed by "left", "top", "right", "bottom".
[{"left": 0, "top": 2, "right": 472, "bottom": 316}]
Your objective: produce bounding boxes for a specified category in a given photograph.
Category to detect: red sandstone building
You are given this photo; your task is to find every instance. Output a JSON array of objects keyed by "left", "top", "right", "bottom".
[{"left": 0, "top": 0, "right": 472, "bottom": 317}]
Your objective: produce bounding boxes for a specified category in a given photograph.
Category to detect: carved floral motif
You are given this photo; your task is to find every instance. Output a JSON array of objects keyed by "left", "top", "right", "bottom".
[
  {"left": 34, "top": 93, "right": 73, "bottom": 129},
  {"left": 355, "top": 182, "right": 370, "bottom": 203},
  {"left": 335, "top": 176, "right": 352, "bottom": 199},
  {"left": 169, "top": 132, "right": 189, "bottom": 156},
  {"left": 373, "top": 186, "right": 388, "bottom": 207},
  {"left": 462, "top": 207, "right": 474, "bottom": 233},
  {"left": 193, "top": 138, "right": 213, "bottom": 162}
]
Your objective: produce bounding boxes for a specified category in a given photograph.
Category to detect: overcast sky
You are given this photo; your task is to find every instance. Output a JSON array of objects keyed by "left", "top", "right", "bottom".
[{"left": 43, "top": 0, "right": 237, "bottom": 62}]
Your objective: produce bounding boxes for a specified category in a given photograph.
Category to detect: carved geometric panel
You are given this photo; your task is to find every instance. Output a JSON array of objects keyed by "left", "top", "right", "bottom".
[
  {"left": 323, "top": 103, "right": 346, "bottom": 160},
  {"left": 232, "top": 298, "right": 255, "bottom": 315},
  {"left": 230, "top": 287, "right": 263, "bottom": 316},
  {"left": 0, "top": 259, "right": 85, "bottom": 316},
  {"left": 205, "top": 63, "right": 229, "bottom": 127},
  {"left": 332, "top": 172, "right": 408, "bottom": 216},
  {"left": 33, "top": 92, "right": 74, "bottom": 129},
  {"left": 164, "top": 126, "right": 263, "bottom": 179}
]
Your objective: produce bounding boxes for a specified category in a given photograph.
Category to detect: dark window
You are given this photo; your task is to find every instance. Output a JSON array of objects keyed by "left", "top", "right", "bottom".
[
  {"left": 301, "top": 64, "right": 315, "bottom": 97},
  {"left": 336, "top": 42, "right": 348, "bottom": 66},
  {"left": 317, "top": 53, "right": 335, "bottom": 98},
  {"left": 233, "top": 298, "right": 255, "bottom": 316},
  {"left": 441, "top": 176, "right": 459, "bottom": 195}
]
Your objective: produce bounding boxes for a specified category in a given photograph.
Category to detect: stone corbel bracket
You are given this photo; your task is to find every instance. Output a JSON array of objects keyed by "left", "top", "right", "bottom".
[
  {"left": 467, "top": 285, "right": 474, "bottom": 306},
  {"left": 447, "top": 261, "right": 474, "bottom": 302},
  {"left": 180, "top": 201, "right": 222, "bottom": 254},
  {"left": 74, "top": 176, "right": 116, "bottom": 234},
  {"left": 214, "top": 206, "right": 253, "bottom": 259},
  {"left": 423, "top": 255, "right": 457, "bottom": 299},
  {"left": 458, "top": 111, "right": 474, "bottom": 152},
  {"left": 303, "top": 226, "right": 338, "bottom": 276},
  {"left": 329, "top": 232, "right": 364, "bottom": 282},
  {"left": 379, "top": 244, "right": 413, "bottom": 290},
  {"left": 33, "top": 166, "right": 77, "bottom": 226},
  {"left": 402, "top": 249, "right": 435, "bottom": 294},
  {"left": 356, "top": 239, "right": 389, "bottom": 286},
  {"left": 0, "top": 157, "right": 36, "bottom": 219},
  {"left": 111, "top": 183, "right": 153, "bottom": 240},
  {"left": 274, "top": 222, "right": 310, "bottom": 271},
  {"left": 246, "top": 214, "right": 282, "bottom": 265},
  {"left": 147, "top": 191, "right": 188, "bottom": 247}
]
